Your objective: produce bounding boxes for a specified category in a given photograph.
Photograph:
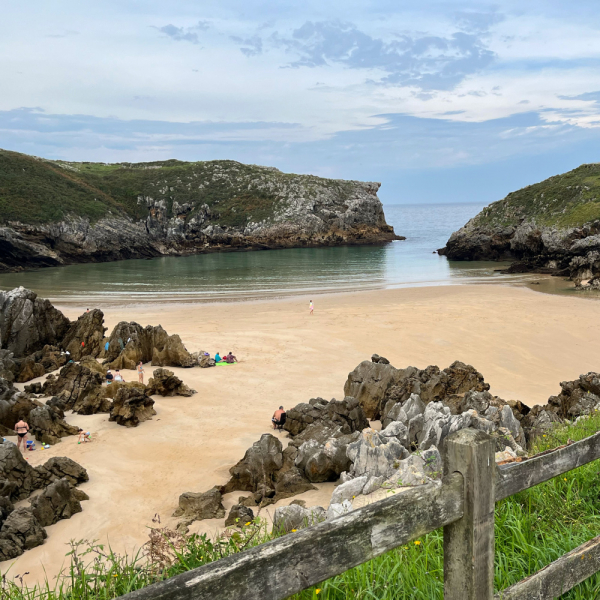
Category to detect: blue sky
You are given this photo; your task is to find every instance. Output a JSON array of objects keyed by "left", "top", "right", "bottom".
[{"left": 1, "top": 1, "right": 600, "bottom": 204}]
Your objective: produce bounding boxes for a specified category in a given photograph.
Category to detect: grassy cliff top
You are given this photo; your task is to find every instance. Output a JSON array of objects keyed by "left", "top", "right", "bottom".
[
  {"left": 0, "top": 149, "right": 359, "bottom": 227},
  {"left": 471, "top": 163, "right": 600, "bottom": 229}
]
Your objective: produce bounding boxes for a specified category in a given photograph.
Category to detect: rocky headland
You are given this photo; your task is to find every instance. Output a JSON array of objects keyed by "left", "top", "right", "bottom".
[
  {"left": 438, "top": 163, "right": 600, "bottom": 290},
  {"left": 0, "top": 149, "right": 402, "bottom": 273}
]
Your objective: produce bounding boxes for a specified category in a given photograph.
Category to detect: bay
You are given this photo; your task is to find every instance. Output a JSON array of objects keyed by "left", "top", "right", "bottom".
[{"left": 0, "top": 203, "right": 535, "bottom": 303}]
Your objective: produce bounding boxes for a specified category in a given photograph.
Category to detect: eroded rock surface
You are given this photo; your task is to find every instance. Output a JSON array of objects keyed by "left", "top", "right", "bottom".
[
  {"left": 109, "top": 386, "right": 156, "bottom": 427},
  {"left": 146, "top": 368, "right": 196, "bottom": 397}
]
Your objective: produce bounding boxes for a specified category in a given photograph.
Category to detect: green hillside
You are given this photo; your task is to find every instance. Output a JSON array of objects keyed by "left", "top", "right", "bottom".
[
  {"left": 472, "top": 163, "right": 600, "bottom": 229},
  {"left": 0, "top": 150, "right": 343, "bottom": 227}
]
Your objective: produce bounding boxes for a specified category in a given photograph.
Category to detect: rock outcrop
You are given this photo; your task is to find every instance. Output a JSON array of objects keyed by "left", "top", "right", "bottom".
[
  {"left": 437, "top": 164, "right": 600, "bottom": 286},
  {"left": 174, "top": 487, "right": 226, "bottom": 521},
  {"left": 284, "top": 396, "right": 368, "bottom": 437},
  {"left": 0, "top": 151, "right": 401, "bottom": 273},
  {"left": 225, "top": 504, "right": 254, "bottom": 528},
  {"left": 109, "top": 386, "right": 156, "bottom": 427},
  {"left": 61, "top": 309, "right": 106, "bottom": 360},
  {"left": 344, "top": 357, "right": 489, "bottom": 420},
  {"left": 0, "top": 288, "right": 70, "bottom": 357},
  {"left": 30, "top": 478, "right": 83, "bottom": 527},
  {"left": 146, "top": 368, "right": 196, "bottom": 397},
  {"left": 42, "top": 362, "right": 105, "bottom": 412}
]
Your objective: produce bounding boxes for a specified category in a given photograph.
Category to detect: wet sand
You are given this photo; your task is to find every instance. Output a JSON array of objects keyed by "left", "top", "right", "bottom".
[{"left": 4, "top": 283, "right": 600, "bottom": 585}]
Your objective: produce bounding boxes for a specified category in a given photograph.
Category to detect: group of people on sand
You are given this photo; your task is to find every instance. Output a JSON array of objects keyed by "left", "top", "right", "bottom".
[
  {"left": 106, "top": 362, "right": 146, "bottom": 385},
  {"left": 13, "top": 418, "right": 91, "bottom": 455},
  {"left": 214, "top": 351, "right": 237, "bottom": 364}
]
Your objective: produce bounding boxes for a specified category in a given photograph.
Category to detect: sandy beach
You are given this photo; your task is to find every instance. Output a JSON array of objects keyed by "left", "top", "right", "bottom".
[{"left": 3, "top": 283, "right": 600, "bottom": 585}]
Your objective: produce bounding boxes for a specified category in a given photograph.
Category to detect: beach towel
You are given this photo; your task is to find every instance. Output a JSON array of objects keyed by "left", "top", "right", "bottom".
[{"left": 216, "top": 362, "right": 237, "bottom": 366}]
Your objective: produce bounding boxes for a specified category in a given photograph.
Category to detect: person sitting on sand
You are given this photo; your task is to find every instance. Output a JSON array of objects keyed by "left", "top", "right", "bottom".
[
  {"left": 215, "top": 352, "right": 222, "bottom": 363},
  {"left": 15, "top": 418, "right": 29, "bottom": 453},
  {"left": 106, "top": 370, "right": 114, "bottom": 385},
  {"left": 77, "top": 428, "right": 91, "bottom": 443},
  {"left": 137, "top": 361, "right": 144, "bottom": 384},
  {"left": 272, "top": 407, "right": 285, "bottom": 429},
  {"left": 224, "top": 351, "right": 237, "bottom": 364},
  {"left": 114, "top": 370, "right": 124, "bottom": 382}
]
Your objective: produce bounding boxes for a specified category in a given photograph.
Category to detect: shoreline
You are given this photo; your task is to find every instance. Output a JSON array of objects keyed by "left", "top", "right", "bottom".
[{"left": 3, "top": 282, "right": 600, "bottom": 585}]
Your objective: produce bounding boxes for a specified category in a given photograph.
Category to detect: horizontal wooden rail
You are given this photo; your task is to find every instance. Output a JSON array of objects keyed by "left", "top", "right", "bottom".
[
  {"left": 495, "top": 430, "right": 600, "bottom": 501},
  {"left": 495, "top": 534, "right": 600, "bottom": 600},
  {"left": 121, "top": 473, "right": 464, "bottom": 600}
]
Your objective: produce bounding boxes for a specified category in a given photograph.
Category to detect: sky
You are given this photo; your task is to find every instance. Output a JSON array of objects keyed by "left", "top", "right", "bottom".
[{"left": 1, "top": 1, "right": 600, "bottom": 204}]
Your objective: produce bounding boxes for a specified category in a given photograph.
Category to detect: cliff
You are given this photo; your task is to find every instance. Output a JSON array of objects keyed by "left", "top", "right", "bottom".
[
  {"left": 438, "top": 163, "right": 600, "bottom": 288},
  {"left": 0, "top": 150, "right": 401, "bottom": 272}
]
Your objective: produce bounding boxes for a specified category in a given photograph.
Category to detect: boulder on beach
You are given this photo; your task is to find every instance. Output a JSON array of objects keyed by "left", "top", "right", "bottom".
[
  {"left": 146, "top": 368, "right": 196, "bottom": 397},
  {"left": 61, "top": 309, "right": 106, "bottom": 361},
  {"left": 30, "top": 478, "right": 83, "bottom": 527},
  {"left": 225, "top": 504, "right": 254, "bottom": 527},
  {"left": 174, "top": 487, "right": 226, "bottom": 520},
  {"left": 109, "top": 386, "right": 156, "bottom": 427}
]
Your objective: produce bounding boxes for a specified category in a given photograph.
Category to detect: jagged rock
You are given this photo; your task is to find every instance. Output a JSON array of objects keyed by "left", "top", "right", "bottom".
[
  {"left": 28, "top": 404, "right": 79, "bottom": 445},
  {"left": 0, "top": 288, "right": 70, "bottom": 358},
  {"left": 273, "top": 466, "right": 317, "bottom": 497},
  {"left": 61, "top": 309, "right": 106, "bottom": 360},
  {"left": 272, "top": 504, "right": 326, "bottom": 533},
  {"left": 362, "top": 475, "right": 385, "bottom": 495},
  {"left": 0, "top": 350, "right": 16, "bottom": 382},
  {"left": 199, "top": 355, "right": 216, "bottom": 368},
  {"left": 0, "top": 393, "right": 38, "bottom": 434},
  {"left": 30, "top": 478, "right": 82, "bottom": 526},
  {"left": 330, "top": 476, "right": 368, "bottom": 505},
  {"left": 547, "top": 372, "right": 600, "bottom": 418},
  {"left": 380, "top": 420, "right": 409, "bottom": 447},
  {"left": 347, "top": 428, "right": 409, "bottom": 479},
  {"left": 71, "top": 488, "right": 90, "bottom": 502},
  {"left": 109, "top": 386, "right": 156, "bottom": 427},
  {"left": 225, "top": 504, "right": 254, "bottom": 527},
  {"left": 24, "top": 382, "right": 42, "bottom": 394},
  {"left": 385, "top": 454, "right": 431, "bottom": 488},
  {"left": 223, "top": 434, "right": 283, "bottom": 495},
  {"left": 0, "top": 507, "right": 46, "bottom": 558},
  {"left": 326, "top": 500, "right": 353, "bottom": 520},
  {"left": 284, "top": 396, "right": 368, "bottom": 437},
  {"left": 39, "top": 457, "right": 89, "bottom": 486},
  {"left": 151, "top": 334, "right": 195, "bottom": 368},
  {"left": 295, "top": 433, "right": 359, "bottom": 483},
  {"left": 347, "top": 358, "right": 490, "bottom": 420},
  {"left": 174, "top": 487, "right": 225, "bottom": 520},
  {"left": 42, "top": 362, "right": 104, "bottom": 411},
  {"left": 79, "top": 356, "right": 107, "bottom": 375},
  {"left": 146, "top": 368, "right": 196, "bottom": 397},
  {"left": 371, "top": 354, "right": 390, "bottom": 364}
]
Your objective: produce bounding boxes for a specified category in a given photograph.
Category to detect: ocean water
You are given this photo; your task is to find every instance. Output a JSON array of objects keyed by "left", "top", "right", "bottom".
[{"left": 0, "top": 203, "right": 536, "bottom": 303}]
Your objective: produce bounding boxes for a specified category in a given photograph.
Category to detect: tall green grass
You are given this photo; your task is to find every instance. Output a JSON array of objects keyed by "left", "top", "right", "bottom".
[{"left": 4, "top": 415, "right": 600, "bottom": 599}]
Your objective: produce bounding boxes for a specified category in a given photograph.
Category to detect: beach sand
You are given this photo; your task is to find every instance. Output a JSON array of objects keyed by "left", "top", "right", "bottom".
[{"left": 4, "top": 283, "right": 600, "bottom": 585}]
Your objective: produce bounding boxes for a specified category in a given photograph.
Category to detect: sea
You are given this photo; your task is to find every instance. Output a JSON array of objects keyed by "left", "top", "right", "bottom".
[{"left": 0, "top": 203, "right": 560, "bottom": 304}]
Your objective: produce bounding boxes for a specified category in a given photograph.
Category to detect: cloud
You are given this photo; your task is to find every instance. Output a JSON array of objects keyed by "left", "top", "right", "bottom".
[
  {"left": 559, "top": 90, "right": 600, "bottom": 103},
  {"left": 271, "top": 20, "right": 496, "bottom": 90},
  {"left": 231, "top": 35, "right": 263, "bottom": 56},
  {"left": 453, "top": 11, "right": 505, "bottom": 33},
  {"left": 45, "top": 30, "right": 79, "bottom": 39},
  {"left": 154, "top": 21, "right": 210, "bottom": 44}
]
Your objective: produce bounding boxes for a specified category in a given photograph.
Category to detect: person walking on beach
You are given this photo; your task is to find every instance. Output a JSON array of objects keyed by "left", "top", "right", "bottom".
[
  {"left": 15, "top": 418, "right": 29, "bottom": 453},
  {"left": 309, "top": 300, "right": 314, "bottom": 315},
  {"left": 137, "top": 361, "right": 144, "bottom": 384}
]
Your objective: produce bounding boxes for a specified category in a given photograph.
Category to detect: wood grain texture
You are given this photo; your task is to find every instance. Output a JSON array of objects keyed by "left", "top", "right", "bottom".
[
  {"left": 119, "top": 474, "right": 464, "bottom": 600},
  {"left": 444, "top": 429, "right": 496, "bottom": 600},
  {"left": 496, "top": 431, "right": 600, "bottom": 501},
  {"left": 495, "top": 534, "right": 600, "bottom": 599}
]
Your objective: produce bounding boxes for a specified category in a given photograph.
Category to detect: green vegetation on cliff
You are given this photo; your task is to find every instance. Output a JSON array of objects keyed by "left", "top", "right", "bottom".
[
  {"left": 473, "top": 163, "right": 600, "bottom": 229},
  {"left": 0, "top": 150, "right": 353, "bottom": 227}
]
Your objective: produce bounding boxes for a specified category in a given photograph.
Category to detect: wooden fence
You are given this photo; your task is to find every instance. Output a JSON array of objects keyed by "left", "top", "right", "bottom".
[{"left": 121, "top": 428, "right": 600, "bottom": 600}]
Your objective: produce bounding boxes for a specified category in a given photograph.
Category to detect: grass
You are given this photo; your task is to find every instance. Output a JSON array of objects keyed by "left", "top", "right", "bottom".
[
  {"left": 4, "top": 415, "right": 600, "bottom": 599},
  {"left": 472, "top": 162, "right": 600, "bottom": 229},
  {"left": 0, "top": 149, "right": 352, "bottom": 228}
]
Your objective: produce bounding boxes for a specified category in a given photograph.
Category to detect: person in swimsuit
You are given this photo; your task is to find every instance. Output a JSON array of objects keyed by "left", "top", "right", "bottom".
[
  {"left": 77, "top": 428, "right": 91, "bottom": 443},
  {"left": 137, "top": 362, "right": 144, "bottom": 384},
  {"left": 309, "top": 300, "right": 314, "bottom": 315},
  {"left": 15, "top": 418, "right": 29, "bottom": 453},
  {"left": 215, "top": 352, "right": 222, "bottom": 363},
  {"left": 114, "top": 370, "right": 124, "bottom": 382},
  {"left": 272, "top": 407, "right": 285, "bottom": 429}
]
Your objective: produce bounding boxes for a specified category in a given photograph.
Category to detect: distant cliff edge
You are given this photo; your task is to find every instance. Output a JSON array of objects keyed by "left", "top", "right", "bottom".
[
  {"left": 0, "top": 150, "right": 403, "bottom": 273},
  {"left": 438, "top": 163, "right": 600, "bottom": 290}
]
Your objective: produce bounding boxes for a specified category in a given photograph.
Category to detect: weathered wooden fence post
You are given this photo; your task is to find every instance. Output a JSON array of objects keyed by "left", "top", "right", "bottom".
[{"left": 443, "top": 428, "right": 496, "bottom": 600}]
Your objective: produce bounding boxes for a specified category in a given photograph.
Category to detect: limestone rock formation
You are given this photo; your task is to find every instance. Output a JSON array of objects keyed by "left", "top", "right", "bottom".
[
  {"left": 0, "top": 508, "right": 46, "bottom": 559},
  {"left": 225, "top": 504, "right": 255, "bottom": 527},
  {"left": 347, "top": 429, "right": 408, "bottom": 479},
  {"left": 109, "top": 386, "right": 156, "bottom": 427},
  {"left": 345, "top": 357, "right": 490, "bottom": 420},
  {"left": 547, "top": 372, "right": 600, "bottom": 418},
  {"left": 42, "top": 362, "right": 105, "bottom": 411},
  {"left": 146, "top": 368, "right": 196, "bottom": 397},
  {"left": 284, "top": 396, "right": 368, "bottom": 437},
  {"left": 294, "top": 432, "right": 359, "bottom": 483},
  {"left": 174, "top": 487, "right": 225, "bottom": 520},
  {"left": 0, "top": 151, "right": 401, "bottom": 274},
  {"left": 29, "top": 404, "right": 79, "bottom": 445},
  {"left": 0, "top": 288, "right": 70, "bottom": 357},
  {"left": 272, "top": 504, "right": 326, "bottom": 534},
  {"left": 61, "top": 309, "right": 106, "bottom": 360},
  {"left": 14, "top": 345, "right": 67, "bottom": 383},
  {"left": 30, "top": 478, "right": 83, "bottom": 527},
  {"left": 104, "top": 322, "right": 195, "bottom": 369}
]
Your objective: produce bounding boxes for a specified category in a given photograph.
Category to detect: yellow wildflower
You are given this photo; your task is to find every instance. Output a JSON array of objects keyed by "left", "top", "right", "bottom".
[
  {"left": 414, "top": 540, "right": 421, "bottom": 546},
  {"left": 291, "top": 529, "right": 297, "bottom": 532},
  {"left": 316, "top": 590, "right": 322, "bottom": 595}
]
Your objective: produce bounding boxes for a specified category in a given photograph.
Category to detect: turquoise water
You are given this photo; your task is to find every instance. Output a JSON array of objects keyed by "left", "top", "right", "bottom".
[{"left": 0, "top": 203, "right": 534, "bottom": 303}]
